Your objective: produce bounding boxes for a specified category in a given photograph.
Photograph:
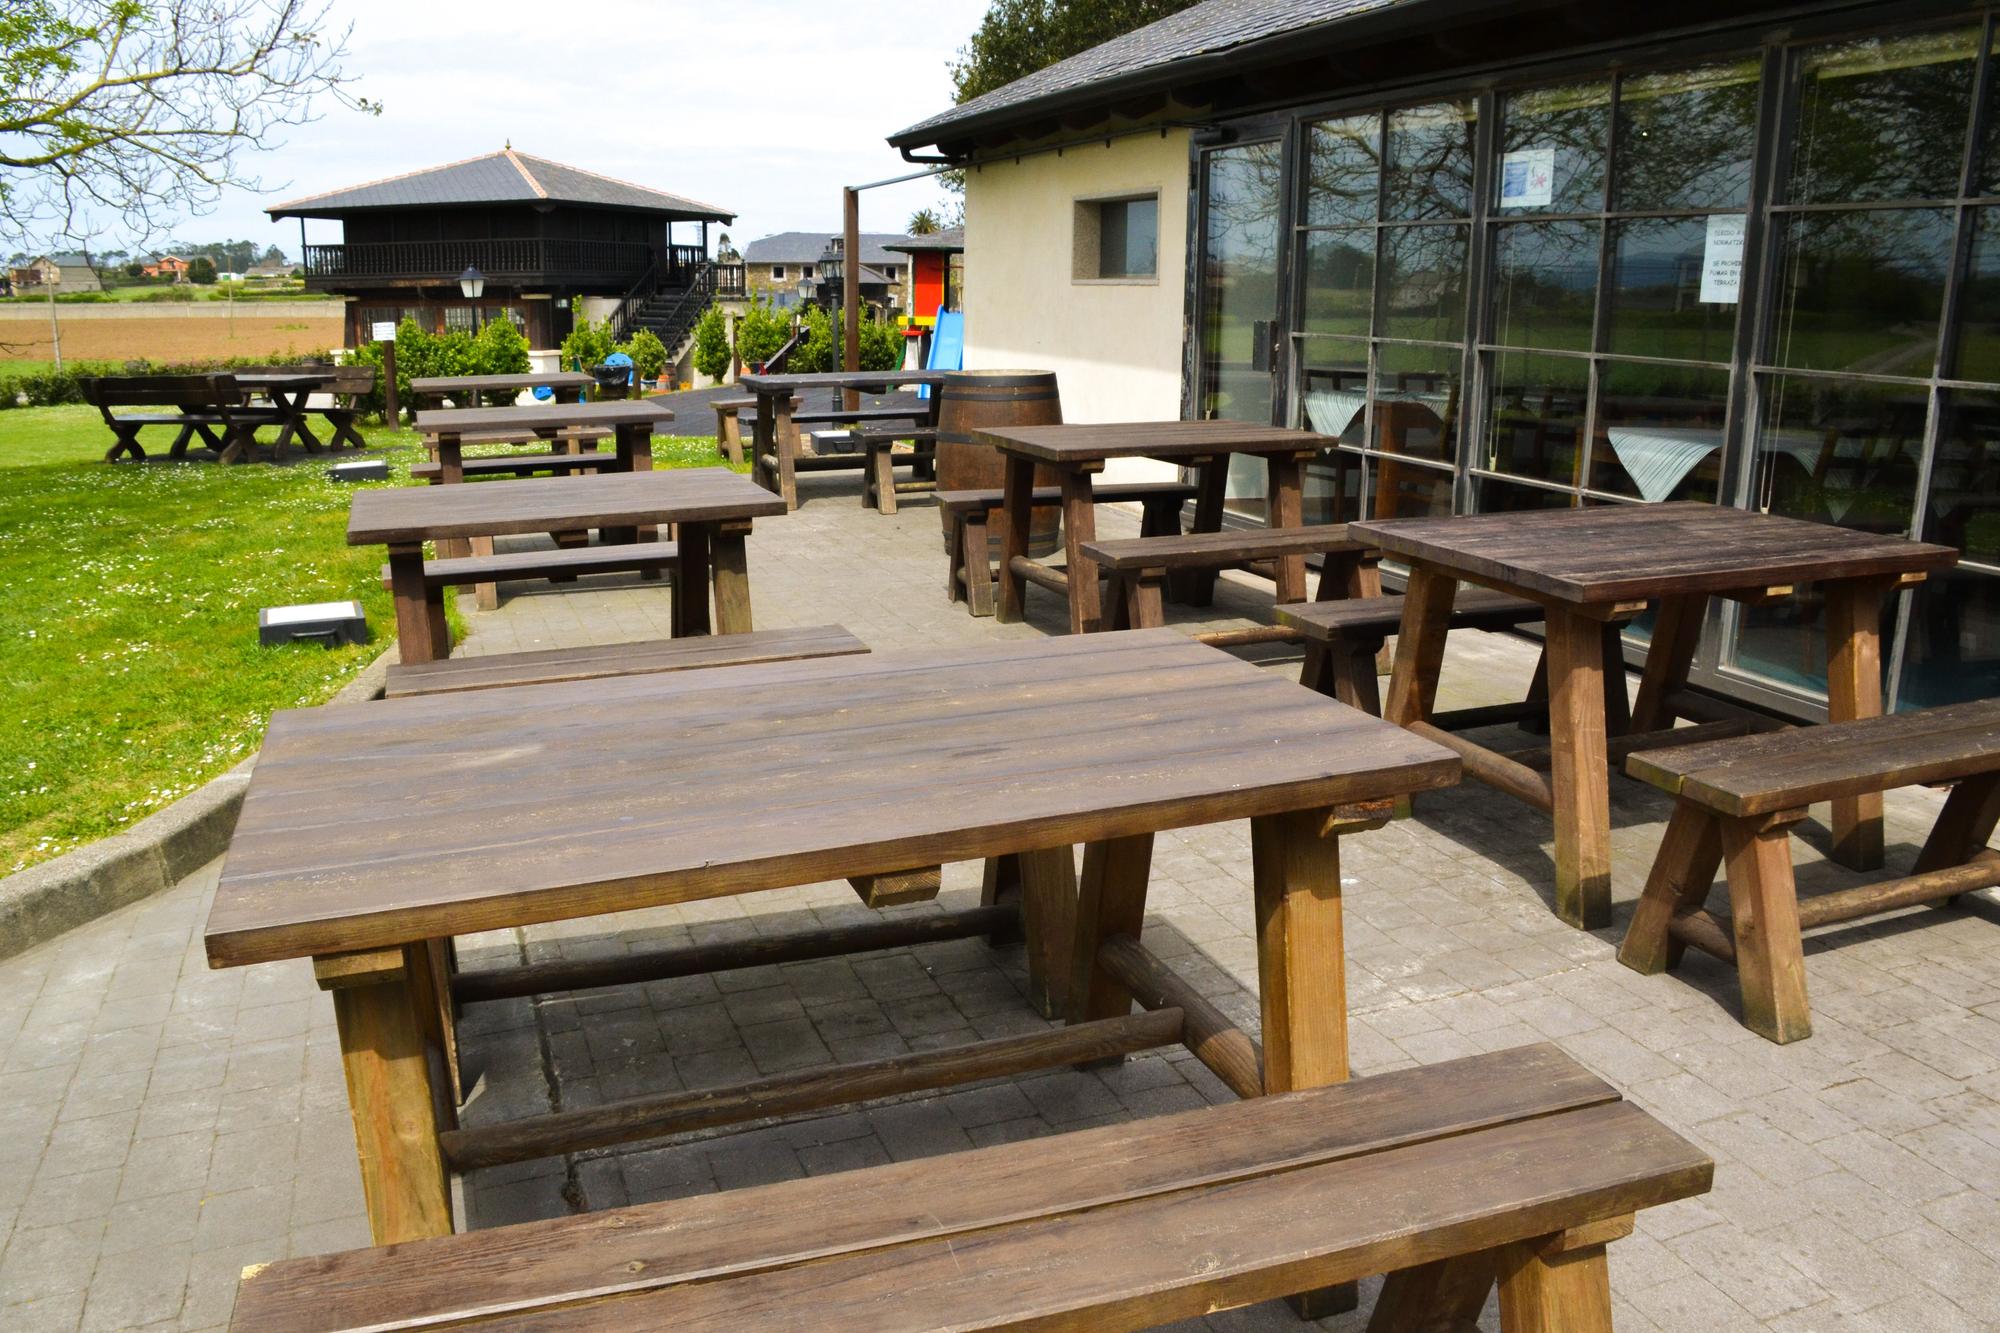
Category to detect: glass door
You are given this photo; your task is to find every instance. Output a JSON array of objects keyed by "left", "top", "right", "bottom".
[{"left": 1195, "top": 138, "right": 1287, "bottom": 518}]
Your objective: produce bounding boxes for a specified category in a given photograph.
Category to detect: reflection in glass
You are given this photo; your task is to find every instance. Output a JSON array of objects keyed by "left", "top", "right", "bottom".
[
  {"left": 1370, "top": 455, "right": 1456, "bottom": 520},
  {"left": 1304, "top": 449, "right": 1363, "bottom": 528},
  {"left": 1300, "top": 229, "right": 1374, "bottom": 337},
  {"left": 1606, "top": 217, "right": 1737, "bottom": 362},
  {"left": 1956, "top": 208, "right": 2000, "bottom": 382},
  {"left": 1791, "top": 28, "right": 1978, "bottom": 204},
  {"left": 1371, "top": 345, "right": 1460, "bottom": 464},
  {"left": 1731, "top": 586, "right": 1895, "bottom": 701},
  {"left": 1769, "top": 209, "right": 1952, "bottom": 377},
  {"left": 1590, "top": 362, "right": 1730, "bottom": 501},
  {"left": 1378, "top": 225, "right": 1468, "bottom": 342},
  {"left": 1476, "top": 474, "right": 1579, "bottom": 513},
  {"left": 1197, "top": 141, "right": 1283, "bottom": 424},
  {"left": 1921, "top": 390, "right": 2000, "bottom": 564},
  {"left": 1484, "top": 351, "right": 1589, "bottom": 486},
  {"left": 1385, "top": 100, "right": 1477, "bottom": 220},
  {"left": 1614, "top": 61, "right": 1760, "bottom": 210},
  {"left": 1496, "top": 81, "right": 1610, "bottom": 215},
  {"left": 1307, "top": 115, "right": 1380, "bottom": 226},
  {"left": 1491, "top": 221, "right": 1600, "bottom": 351},
  {"left": 1899, "top": 570, "right": 2000, "bottom": 706},
  {"left": 1755, "top": 374, "right": 1925, "bottom": 537},
  {"left": 1298, "top": 341, "right": 1371, "bottom": 446}
]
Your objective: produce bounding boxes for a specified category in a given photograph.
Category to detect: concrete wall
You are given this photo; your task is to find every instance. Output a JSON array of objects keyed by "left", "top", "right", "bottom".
[{"left": 962, "top": 129, "right": 1191, "bottom": 425}]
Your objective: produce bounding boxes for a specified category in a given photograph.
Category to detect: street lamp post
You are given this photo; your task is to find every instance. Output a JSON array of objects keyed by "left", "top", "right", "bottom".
[{"left": 459, "top": 265, "right": 485, "bottom": 332}]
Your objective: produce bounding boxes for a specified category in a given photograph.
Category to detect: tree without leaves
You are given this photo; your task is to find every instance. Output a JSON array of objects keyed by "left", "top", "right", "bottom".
[{"left": 0, "top": 0, "right": 376, "bottom": 247}]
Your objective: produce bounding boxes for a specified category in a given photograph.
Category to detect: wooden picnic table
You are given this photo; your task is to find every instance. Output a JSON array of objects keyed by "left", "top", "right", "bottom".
[
  {"left": 408, "top": 371, "right": 596, "bottom": 409},
  {"left": 413, "top": 400, "right": 672, "bottom": 489},
  {"left": 978, "top": 421, "right": 1338, "bottom": 634},
  {"left": 737, "top": 370, "right": 947, "bottom": 506},
  {"left": 201, "top": 628, "right": 1459, "bottom": 1246},
  {"left": 349, "top": 467, "right": 784, "bottom": 661},
  {"left": 229, "top": 370, "right": 339, "bottom": 462},
  {"left": 1349, "top": 502, "right": 1959, "bottom": 929}
]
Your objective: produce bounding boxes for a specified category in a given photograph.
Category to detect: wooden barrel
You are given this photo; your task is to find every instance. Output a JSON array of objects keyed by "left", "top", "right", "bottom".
[{"left": 935, "top": 370, "right": 1064, "bottom": 557}]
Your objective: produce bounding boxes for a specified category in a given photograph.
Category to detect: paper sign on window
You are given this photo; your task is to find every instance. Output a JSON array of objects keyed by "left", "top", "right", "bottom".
[
  {"left": 1499, "top": 148, "right": 1555, "bottom": 208},
  {"left": 1700, "top": 214, "right": 1745, "bottom": 304}
]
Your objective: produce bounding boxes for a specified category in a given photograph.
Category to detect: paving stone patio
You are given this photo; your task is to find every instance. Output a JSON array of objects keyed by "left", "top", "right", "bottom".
[{"left": 3, "top": 468, "right": 1998, "bottom": 1330}]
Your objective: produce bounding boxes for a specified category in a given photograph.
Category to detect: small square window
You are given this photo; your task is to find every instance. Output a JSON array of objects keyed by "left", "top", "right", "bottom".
[
  {"left": 771, "top": 265, "right": 786, "bottom": 280},
  {"left": 803, "top": 265, "right": 815, "bottom": 278},
  {"left": 1074, "top": 194, "right": 1159, "bottom": 280}
]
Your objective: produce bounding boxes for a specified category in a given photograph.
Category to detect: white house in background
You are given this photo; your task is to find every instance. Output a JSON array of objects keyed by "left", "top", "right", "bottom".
[
  {"left": 740, "top": 232, "right": 909, "bottom": 309},
  {"left": 10, "top": 253, "right": 102, "bottom": 293}
]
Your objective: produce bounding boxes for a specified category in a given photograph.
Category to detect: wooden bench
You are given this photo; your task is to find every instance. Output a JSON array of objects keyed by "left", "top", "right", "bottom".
[
  {"left": 1619, "top": 698, "right": 2000, "bottom": 1044},
  {"left": 382, "top": 624, "right": 869, "bottom": 698},
  {"left": 1281, "top": 589, "right": 1546, "bottom": 715},
  {"left": 80, "top": 373, "right": 283, "bottom": 463},
  {"left": 230, "top": 1043, "right": 1708, "bottom": 1331},
  {"left": 380, "top": 543, "right": 679, "bottom": 617},
  {"left": 748, "top": 402, "right": 939, "bottom": 510},
  {"left": 422, "top": 427, "right": 610, "bottom": 462},
  {"left": 939, "top": 482, "right": 1199, "bottom": 617},
  {"left": 408, "top": 453, "right": 615, "bottom": 483},
  {"left": 1081, "top": 525, "right": 1380, "bottom": 638}
]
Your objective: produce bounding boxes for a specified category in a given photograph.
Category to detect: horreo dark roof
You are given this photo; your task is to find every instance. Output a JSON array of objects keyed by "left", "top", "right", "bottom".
[{"left": 268, "top": 149, "right": 733, "bottom": 221}]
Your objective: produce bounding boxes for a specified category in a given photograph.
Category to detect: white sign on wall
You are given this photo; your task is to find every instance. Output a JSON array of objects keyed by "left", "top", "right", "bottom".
[
  {"left": 1700, "top": 214, "right": 1746, "bottom": 304},
  {"left": 1499, "top": 148, "right": 1556, "bottom": 208},
  {"left": 371, "top": 321, "right": 396, "bottom": 342}
]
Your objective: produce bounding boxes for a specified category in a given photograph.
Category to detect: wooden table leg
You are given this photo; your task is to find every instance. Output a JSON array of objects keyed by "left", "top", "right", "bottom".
[
  {"left": 1066, "top": 833, "right": 1155, "bottom": 1024},
  {"left": 1495, "top": 1232, "right": 1616, "bottom": 1332},
  {"left": 1177, "top": 456, "right": 1228, "bottom": 606},
  {"left": 314, "top": 947, "right": 454, "bottom": 1245},
  {"left": 1548, "top": 608, "right": 1613, "bottom": 929},
  {"left": 997, "top": 454, "right": 1035, "bottom": 624},
  {"left": 1631, "top": 593, "right": 1707, "bottom": 732},
  {"left": 675, "top": 522, "right": 713, "bottom": 638},
  {"left": 435, "top": 436, "right": 471, "bottom": 560},
  {"left": 1618, "top": 800, "right": 1723, "bottom": 974},
  {"left": 287, "top": 392, "right": 324, "bottom": 453},
  {"left": 1383, "top": 566, "right": 1456, "bottom": 727},
  {"left": 1825, "top": 575, "right": 1892, "bottom": 870},
  {"left": 1267, "top": 452, "right": 1308, "bottom": 603},
  {"left": 750, "top": 392, "right": 777, "bottom": 495},
  {"left": 1017, "top": 846, "right": 1079, "bottom": 1019},
  {"left": 1250, "top": 807, "right": 1347, "bottom": 1093},
  {"left": 711, "top": 519, "right": 753, "bottom": 634},
  {"left": 471, "top": 535, "right": 499, "bottom": 612},
  {"left": 387, "top": 544, "right": 442, "bottom": 665},
  {"left": 1060, "top": 470, "right": 1102, "bottom": 635},
  {"left": 1720, "top": 812, "right": 1812, "bottom": 1043},
  {"left": 773, "top": 398, "right": 800, "bottom": 511}
]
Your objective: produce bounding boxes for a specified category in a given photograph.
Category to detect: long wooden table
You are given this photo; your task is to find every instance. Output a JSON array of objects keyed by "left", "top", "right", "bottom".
[
  {"left": 978, "top": 421, "right": 1338, "bottom": 634},
  {"left": 202, "top": 629, "right": 1459, "bottom": 1245},
  {"left": 1349, "top": 502, "right": 1958, "bottom": 928},
  {"left": 349, "top": 468, "right": 785, "bottom": 661},
  {"left": 229, "top": 370, "right": 339, "bottom": 462},
  {"left": 408, "top": 371, "right": 595, "bottom": 409},
  {"left": 737, "top": 370, "right": 946, "bottom": 508},
  {"left": 413, "top": 399, "right": 672, "bottom": 488}
]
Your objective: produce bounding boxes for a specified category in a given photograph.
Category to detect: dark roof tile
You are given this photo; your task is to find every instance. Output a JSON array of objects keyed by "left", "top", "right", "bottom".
[{"left": 268, "top": 150, "right": 732, "bottom": 219}]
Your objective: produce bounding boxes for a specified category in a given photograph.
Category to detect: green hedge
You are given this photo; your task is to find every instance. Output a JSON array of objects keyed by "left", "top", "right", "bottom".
[{"left": 0, "top": 351, "right": 340, "bottom": 409}]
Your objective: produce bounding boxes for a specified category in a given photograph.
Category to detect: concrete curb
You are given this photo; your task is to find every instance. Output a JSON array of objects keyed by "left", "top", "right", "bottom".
[{"left": 0, "top": 644, "right": 396, "bottom": 963}]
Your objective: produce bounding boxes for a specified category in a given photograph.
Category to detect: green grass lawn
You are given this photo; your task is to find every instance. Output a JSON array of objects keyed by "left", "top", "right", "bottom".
[{"left": 0, "top": 404, "right": 728, "bottom": 874}]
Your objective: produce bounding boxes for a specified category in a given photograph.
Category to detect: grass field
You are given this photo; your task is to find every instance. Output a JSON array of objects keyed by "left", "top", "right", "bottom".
[
  {"left": 0, "top": 310, "right": 345, "bottom": 365},
  {"left": 0, "top": 405, "right": 726, "bottom": 875}
]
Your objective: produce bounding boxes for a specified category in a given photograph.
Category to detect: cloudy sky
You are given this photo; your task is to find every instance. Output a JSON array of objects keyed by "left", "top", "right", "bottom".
[{"left": 184, "top": 0, "right": 988, "bottom": 255}]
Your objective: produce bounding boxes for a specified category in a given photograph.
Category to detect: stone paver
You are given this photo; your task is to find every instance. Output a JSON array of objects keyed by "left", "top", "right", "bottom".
[{"left": 2, "top": 468, "right": 1997, "bottom": 1330}]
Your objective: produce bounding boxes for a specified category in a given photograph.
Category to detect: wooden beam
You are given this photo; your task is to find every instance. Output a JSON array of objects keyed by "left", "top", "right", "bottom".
[
  {"left": 439, "top": 1009, "right": 1184, "bottom": 1170},
  {"left": 1409, "top": 721, "right": 1555, "bottom": 813},
  {"left": 1098, "top": 934, "right": 1262, "bottom": 1099}
]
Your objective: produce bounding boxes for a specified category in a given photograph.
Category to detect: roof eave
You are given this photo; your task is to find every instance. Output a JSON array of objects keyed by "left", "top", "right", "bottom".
[{"left": 267, "top": 201, "right": 736, "bottom": 223}]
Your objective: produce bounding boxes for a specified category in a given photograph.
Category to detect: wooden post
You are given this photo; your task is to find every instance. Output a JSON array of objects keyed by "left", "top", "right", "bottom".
[
  {"left": 1547, "top": 609, "right": 1613, "bottom": 929},
  {"left": 675, "top": 523, "right": 713, "bottom": 638},
  {"left": 1496, "top": 1237, "right": 1616, "bottom": 1332},
  {"left": 1060, "top": 470, "right": 1103, "bottom": 635},
  {"left": 387, "top": 545, "right": 441, "bottom": 666},
  {"left": 843, "top": 186, "right": 861, "bottom": 414},
  {"left": 1066, "top": 834, "right": 1156, "bottom": 1025},
  {"left": 1720, "top": 813, "right": 1812, "bottom": 1043},
  {"left": 1630, "top": 592, "right": 1705, "bottom": 732},
  {"left": 711, "top": 519, "right": 753, "bottom": 634},
  {"left": 381, "top": 338, "right": 400, "bottom": 426},
  {"left": 1618, "top": 800, "right": 1724, "bottom": 974},
  {"left": 1825, "top": 575, "right": 1892, "bottom": 870},
  {"left": 1017, "top": 846, "right": 1079, "bottom": 1019},
  {"left": 1383, "top": 567, "right": 1456, "bottom": 726},
  {"left": 1250, "top": 808, "right": 1347, "bottom": 1093},
  {"left": 997, "top": 455, "right": 1035, "bottom": 623},
  {"left": 315, "top": 948, "right": 453, "bottom": 1245}
]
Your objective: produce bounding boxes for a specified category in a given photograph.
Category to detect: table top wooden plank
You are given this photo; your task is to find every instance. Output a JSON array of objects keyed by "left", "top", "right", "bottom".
[
  {"left": 232, "top": 371, "right": 337, "bottom": 387},
  {"left": 408, "top": 372, "right": 597, "bottom": 393},
  {"left": 738, "top": 371, "right": 947, "bottom": 393},
  {"left": 1350, "top": 503, "right": 1958, "bottom": 606},
  {"left": 204, "top": 630, "right": 1459, "bottom": 966},
  {"left": 346, "top": 468, "right": 783, "bottom": 545},
  {"left": 413, "top": 400, "right": 673, "bottom": 436},
  {"left": 978, "top": 421, "right": 1336, "bottom": 464}
]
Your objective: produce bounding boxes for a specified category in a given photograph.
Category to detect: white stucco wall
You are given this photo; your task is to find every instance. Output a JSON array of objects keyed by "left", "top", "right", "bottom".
[{"left": 962, "top": 129, "right": 1191, "bottom": 425}]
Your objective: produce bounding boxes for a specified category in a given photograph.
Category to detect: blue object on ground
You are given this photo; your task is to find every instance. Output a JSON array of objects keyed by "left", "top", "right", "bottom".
[
  {"left": 603, "top": 351, "right": 634, "bottom": 386},
  {"left": 531, "top": 385, "right": 555, "bottom": 401},
  {"left": 918, "top": 311, "right": 964, "bottom": 399}
]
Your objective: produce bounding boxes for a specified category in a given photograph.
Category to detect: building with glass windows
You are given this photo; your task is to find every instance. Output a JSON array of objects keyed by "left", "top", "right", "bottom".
[{"left": 890, "top": 0, "right": 2000, "bottom": 718}]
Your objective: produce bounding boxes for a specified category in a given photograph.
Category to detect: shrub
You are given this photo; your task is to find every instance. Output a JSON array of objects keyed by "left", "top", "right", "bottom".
[
  {"left": 473, "top": 316, "right": 531, "bottom": 377},
  {"left": 186, "top": 257, "right": 217, "bottom": 285},
  {"left": 861, "top": 317, "right": 906, "bottom": 372},
  {"left": 622, "top": 329, "right": 668, "bottom": 384},
  {"left": 560, "top": 314, "right": 617, "bottom": 371},
  {"left": 787, "top": 306, "right": 836, "bottom": 374},
  {"left": 0, "top": 349, "right": 338, "bottom": 409},
  {"left": 691, "top": 306, "right": 731, "bottom": 380},
  {"left": 733, "top": 296, "right": 790, "bottom": 370},
  {"left": 789, "top": 308, "right": 905, "bottom": 374}
]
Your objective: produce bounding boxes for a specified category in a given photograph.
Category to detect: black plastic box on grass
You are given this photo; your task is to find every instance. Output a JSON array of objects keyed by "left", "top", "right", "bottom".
[{"left": 259, "top": 601, "right": 369, "bottom": 648}]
